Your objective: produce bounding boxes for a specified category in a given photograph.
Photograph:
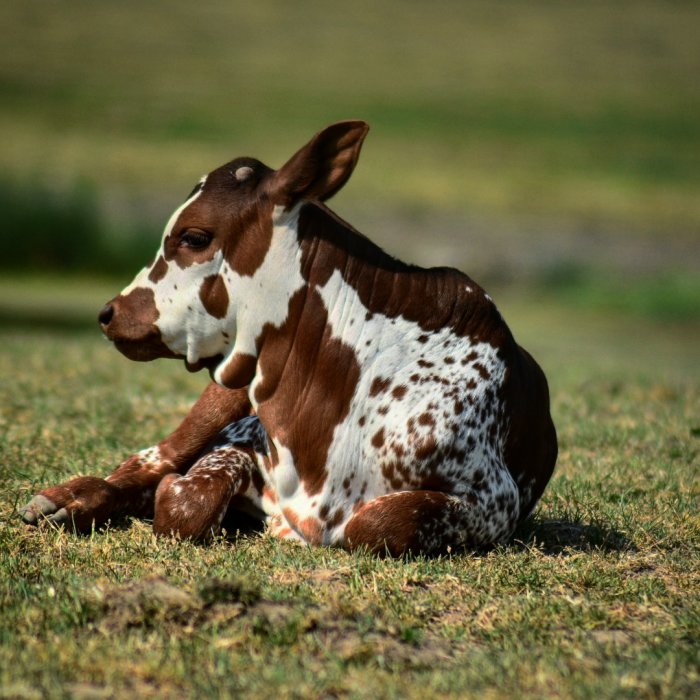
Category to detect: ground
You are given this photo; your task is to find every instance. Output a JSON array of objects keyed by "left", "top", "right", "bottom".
[
  {"left": 1, "top": 1, "right": 698, "bottom": 695},
  {"left": 1, "top": 286, "right": 697, "bottom": 699}
]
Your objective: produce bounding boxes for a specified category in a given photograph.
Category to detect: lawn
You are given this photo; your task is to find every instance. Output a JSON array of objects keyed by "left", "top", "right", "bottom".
[
  {"left": 1, "top": 0, "right": 699, "bottom": 249},
  {"left": 1, "top": 1, "right": 698, "bottom": 696},
  {"left": 1, "top": 288, "right": 698, "bottom": 699}
]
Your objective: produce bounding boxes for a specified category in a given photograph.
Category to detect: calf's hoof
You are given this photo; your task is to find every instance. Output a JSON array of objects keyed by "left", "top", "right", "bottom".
[
  {"left": 19, "top": 494, "right": 66, "bottom": 526},
  {"left": 19, "top": 476, "right": 120, "bottom": 533}
]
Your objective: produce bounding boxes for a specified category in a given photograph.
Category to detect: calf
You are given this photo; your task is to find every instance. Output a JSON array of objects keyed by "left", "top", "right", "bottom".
[{"left": 21, "top": 121, "right": 557, "bottom": 555}]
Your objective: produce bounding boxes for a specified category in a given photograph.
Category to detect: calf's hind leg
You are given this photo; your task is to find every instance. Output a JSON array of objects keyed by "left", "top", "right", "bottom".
[
  {"left": 153, "top": 446, "right": 261, "bottom": 541},
  {"left": 342, "top": 490, "right": 509, "bottom": 556}
]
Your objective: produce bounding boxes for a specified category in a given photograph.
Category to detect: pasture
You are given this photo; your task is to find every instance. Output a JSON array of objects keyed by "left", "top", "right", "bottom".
[
  {"left": 1, "top": 0, "right": 699, "bottom": 697},
  {"left": 1, "top": 0, "right": 699, "bottom": 281},
  {"left": 1, "top": 284, "right": 698, "bottom": 699}
]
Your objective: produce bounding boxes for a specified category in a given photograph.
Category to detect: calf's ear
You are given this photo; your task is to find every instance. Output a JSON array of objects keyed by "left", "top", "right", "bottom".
[{"left": 270, "top": 121, "right": 369, "bottom": 208}]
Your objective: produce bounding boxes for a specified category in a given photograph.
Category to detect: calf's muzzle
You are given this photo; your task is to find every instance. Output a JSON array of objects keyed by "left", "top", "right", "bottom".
[{"left": 98, "top": 303, "right": 114, "bottom": 328}]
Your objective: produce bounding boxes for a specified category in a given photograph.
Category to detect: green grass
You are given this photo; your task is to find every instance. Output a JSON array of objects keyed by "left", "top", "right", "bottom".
[
  {"left": 1, "top": 295, "right": 698, "bottom": 698},
  {"left": 1, "top": 0, "right": 699, "bottom": 236},
  {"left": 532, "top": 266, "right": 700, "bottom": 322},
  {"left": 0, "top": 179, "right": 159, "bottom": 277},
  {"left": 1, "top": 2, "right": 698, "bottom": 693}
]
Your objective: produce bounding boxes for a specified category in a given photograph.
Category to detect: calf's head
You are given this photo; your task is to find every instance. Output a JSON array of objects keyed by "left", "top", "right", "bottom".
[{"left": 100, "top": 120, "right": 369, "bottom": 381}]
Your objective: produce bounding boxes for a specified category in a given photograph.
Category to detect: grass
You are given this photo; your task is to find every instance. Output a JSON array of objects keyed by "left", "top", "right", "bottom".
[
  {"left": 0, "top": 1, "right": 698, "bottom": 694},
  {"left": 0, "top": 179, "right": 159, "bottom": 277},
  {"left": 531, "top": 266, "right": 700, "bottom": 322},
  {"left": 1, "top": 293, "right": 698, "bottom": 698},
  {"left": 1, "top": 0, "right": 699, "bottom": 237}
]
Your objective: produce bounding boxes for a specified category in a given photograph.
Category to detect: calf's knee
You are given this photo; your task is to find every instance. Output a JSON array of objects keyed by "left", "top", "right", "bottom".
[{"left": 152, "top": 472, "right": 232, "bottom": 541}]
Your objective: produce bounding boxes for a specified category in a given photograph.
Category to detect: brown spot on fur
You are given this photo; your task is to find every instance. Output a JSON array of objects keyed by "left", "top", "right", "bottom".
[
  {"left": 462, "top": 350, "right": 479, "bottom": 365},
  {"left": 418, "top": 412, "right": 435, "bottom": 426},
  {"left": 392, "top": 442, "right": 405, "bottom": 458},
  {"left": 148, "top": 256, "right": 169, "bottom": 284},
  {"left": 326, "top": 507, "right": 345, "bottom": 529},
  {"left": 283, "top": 507, "right": 323, "bottom": 544},
  {"left": 392, "top": 385, "right": 407, "bottom": 400},
  {"left": 381, "top": 461, "right": 405, "bottom": 490},
  {"left": 417, "top": 359, "right": 434, "bottom": 368},
  {"left": 418, "top": 472, "right": 457, "bottom": 493},
  {"left": 473, "top": 362, "right": 491, "bottom": 380},
  {"left": 415, "top": 435, "right": 438, "bottom": 460},
  {"left": 282, "top": 507, "right": 299, "bottom": 530},
  {"left": 371, "top": 428, "right": 385, "bottom": 448},
  {"left": 199, "top": 274, "right": 229, "bottom": 319},
  {"left": 299, "top": 516, "right": 323, "bottom": 544},
  {"left": 369, "top": 376, "right": 391, "bottom": 396}
]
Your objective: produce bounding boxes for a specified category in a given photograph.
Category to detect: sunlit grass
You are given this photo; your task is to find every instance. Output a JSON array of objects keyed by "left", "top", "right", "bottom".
[
  {"left": 1, "top": 299, "right": 698, "bottom": 698},
  {"left": 1, "top": 0, "right": 699, "bottom": 233},
  {"left": 1, "top": 1, "right": 699, "bottom": 694}
]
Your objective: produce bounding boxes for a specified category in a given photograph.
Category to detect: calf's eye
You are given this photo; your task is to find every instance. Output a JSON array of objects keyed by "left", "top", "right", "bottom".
[{"left": 180, "top": 229, "right": 212, "bottom": 250}]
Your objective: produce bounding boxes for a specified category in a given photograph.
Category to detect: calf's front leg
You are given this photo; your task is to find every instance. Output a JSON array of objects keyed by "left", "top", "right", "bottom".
[
  {"left": 18, "top": 453, "right": 165, "bottom": 532},
  {"left": 19, "top": 383, "right": 253, "bottom": 532},
  {"left": 153, "top": 444, "right": 262, "bottom": 541}
]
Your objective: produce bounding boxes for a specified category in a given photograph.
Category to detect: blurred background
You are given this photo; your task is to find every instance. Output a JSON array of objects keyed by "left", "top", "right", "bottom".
[{"left": 0, "top": 0, "right": 698, "bottom": 330}]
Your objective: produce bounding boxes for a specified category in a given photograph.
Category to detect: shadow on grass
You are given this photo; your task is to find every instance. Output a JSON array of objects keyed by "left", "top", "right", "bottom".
[
  {"left": 511, "top": 516, "right": 633, "bottom": 555},
  {"left": 15, "top": 492, "right": 631, "bottom": 556}
]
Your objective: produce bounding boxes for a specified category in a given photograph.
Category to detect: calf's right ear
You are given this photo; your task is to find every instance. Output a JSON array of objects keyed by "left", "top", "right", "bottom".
[{"left": 269, "top": 120, "right": 369, "bottom": 209}]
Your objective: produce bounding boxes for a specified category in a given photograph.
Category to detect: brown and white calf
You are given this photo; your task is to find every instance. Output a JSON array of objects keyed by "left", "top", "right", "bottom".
[{"left": 21, "top": 121, "right": 557, "bottom": 555}]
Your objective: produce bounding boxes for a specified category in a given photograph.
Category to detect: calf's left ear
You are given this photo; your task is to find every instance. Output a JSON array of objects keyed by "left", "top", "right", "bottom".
[{"left": 270, "top": 120, "right": 369, "bottom": 208}]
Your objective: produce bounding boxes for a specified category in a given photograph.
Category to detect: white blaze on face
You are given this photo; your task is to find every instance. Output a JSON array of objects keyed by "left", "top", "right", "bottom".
[
  {"left": 155, "top": 250, "right": 229, "bottom": 363},
  {"left": 121, "top": 180, "right": 207, "bottom": 297},
  {"left": 118, "top": 177, "right": 234, "bottom": 363}
]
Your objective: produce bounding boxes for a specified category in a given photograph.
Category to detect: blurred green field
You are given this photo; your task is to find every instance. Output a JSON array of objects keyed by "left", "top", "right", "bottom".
[{"left": 1, "top": 0, "right": 699, "bottom": 282}]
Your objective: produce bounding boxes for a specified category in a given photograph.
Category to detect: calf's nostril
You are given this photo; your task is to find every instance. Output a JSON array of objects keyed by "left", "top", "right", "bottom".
[{"left": 98, "top": 303, "right": 114, "bottom": 327}]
